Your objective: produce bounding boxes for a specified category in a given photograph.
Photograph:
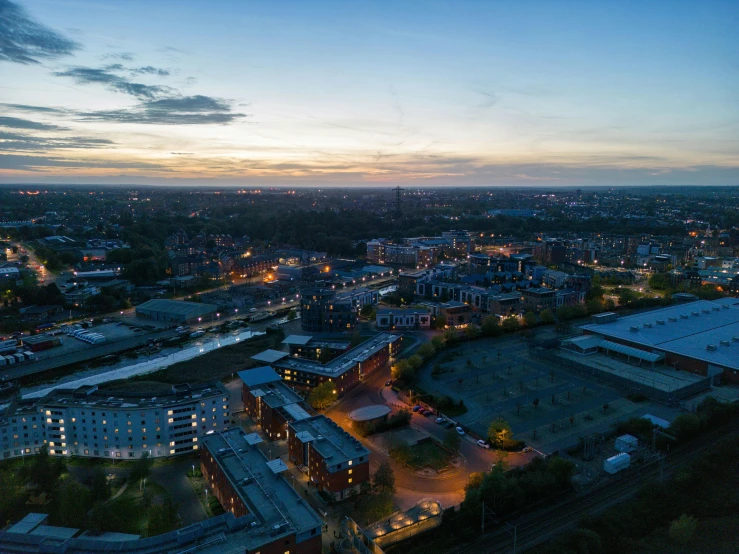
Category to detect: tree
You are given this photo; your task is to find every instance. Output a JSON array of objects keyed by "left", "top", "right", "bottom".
[
  {"left": 286, "top": 309, "right": 297, "bottom": 321},
  {"left": 391, "top": 359, "right": 415, "bottom": 383},
  {"left": 434, "top": 315, "right": 447, "bottom": 330},
  {"left": 443, "top": 429, "right": 461, "bottom": 454},
  {"left": 443, "top": 327, "right": 458, "bottom": 343},
  {"left": 56, "top": 475, "right": 92, "bottom": 528},
  {"left": 532, "top": 398, "right": 540, "bottom": 410},
  {"left": 0, "top": 469, "right": 25, "bottom": 524},
  {"left": 417, "top": 342, "right": 436, "bottom": 360},
  {"left": 669, "top": 513, "right": 698, "bottom": 544},
  {"left": 465, "top": 324, "right": 480, "bottom": 341},
  {"left": 407, "top": 354, "right": 423, "bottom": 371},
  {"left": 389, "top": 443, "right": 412, "bottom": 466},
  {"left": 373, "top": 461, "right": 396, "bottom": 494},
  {"left": 481, "top": 315, "right": 501, "bottom": 337},
  {"left": 502, "top": 317, "right": 520, "bottom": 332},
  {"left": 431, "top": 336, "right": 445, "bottom": 351},
  {"left": 487, "top": 418, "right": 512, "bottom": 449},
  {"left": 360, "top": 303, "right": 374, "bottom": 317},
  {"left": 131, "top": 451, "right": 153, "bottom": 483},
  {"left": 90, "top": 467, "right": 111, "bottom": 504},
  {"left": 540, "top": 309, "right": 555, "bottom": 324},
  {"left": 602, "top": 403, "right": 610, "bottom": 414},
  {"left": 307, "top": 381, "right": 338, "bottom": 410},
  {"left": 523, "top": 311, "right": 537, "bottom": 327},
  {"left": 146, "top": 496, "right": 180, "bottom": 536}
]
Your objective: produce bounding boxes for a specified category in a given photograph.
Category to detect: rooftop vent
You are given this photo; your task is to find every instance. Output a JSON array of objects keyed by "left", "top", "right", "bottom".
[
  {"left": 691, "top": 311, "right": 700, "bottom": 317},
  {"left": 630, "top": 326, "right": 639, "bottom": 332},
  {"left": 722, "top": 304, "right": 730, "bottom": 309},
  {"left": 706, "top": 344, "right": 717, "bottom": 351},
  {"left": 712, "top": 306, "right": 721, "bottom": 311},
  {"left": 720, "top": 340, "right": 731, "bottom": 347},
  {"left": 680, "top": 314, "right": 689, "bottom": 319},
  {"left": 702, "top": 308, "right": 711, "bottom": 314},
  {"left": 656, "top": 320, "right": 665, "bottom": 325},
  {"left": 733, "top": 336, "right": 739, "bottom": 342},
  {"left": 668, "top": 317, "right": 678, "bottom": 322},
  {"left": 643, "top": 323, "right": 653, "bottom": 328}
]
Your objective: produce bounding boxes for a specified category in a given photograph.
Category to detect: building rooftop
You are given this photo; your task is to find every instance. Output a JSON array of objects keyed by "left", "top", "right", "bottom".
[
  {"left": 250, "top": 349, "right": 289, "bottom": 363},
  {"left": 237, "top": 366, "right": 281, "bottom": 388},
  {"left": 582, "top": 299, "right": 739, "bottom": 370},
  {"left": 269, "top": 333, "right": 401, "bottom": 377},
  {"left": 290, "top": 415, "right": 369, "bottom": 466},
  {"left": 203, "top": 429, "right": 322, "bottom": 537},
  {"left": 2, "top": 382, "right": 227, "bottom": 420},
  {"left": 282, "top": 335, "right": 313, "bottom": 346}
]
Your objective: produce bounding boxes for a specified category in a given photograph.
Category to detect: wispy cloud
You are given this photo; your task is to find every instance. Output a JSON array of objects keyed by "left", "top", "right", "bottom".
[
  {"left": 0, "top": 153, "right": 164, "bottom": 171},
  {"left": 78, "top": 95, "right": 247, "bottom": 125},
  {"left": 0, "top": 116, "right": 68, "bottom": 131},
  {"left": 0, "top": 0, "right": 81, "bottom": 64},
  {"left": 0, "top": 103, "right": 69, "bottom": 115},
  {"left": 129, "top": 65, "right": 170, "bottom": 77},
  {"left": 53, "top": 65, "right": 175, "bottom": 99},
  {"left": 0, "top": 130, "right": 113, "bottom": 151}
]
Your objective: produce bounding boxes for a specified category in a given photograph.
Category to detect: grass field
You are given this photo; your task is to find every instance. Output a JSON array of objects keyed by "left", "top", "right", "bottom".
[
  {"left": 99, "top": 330, "right": 284, "bottom": 389},
  {"left": 407, "top": 439, "right": 454, "bottom": 471}
]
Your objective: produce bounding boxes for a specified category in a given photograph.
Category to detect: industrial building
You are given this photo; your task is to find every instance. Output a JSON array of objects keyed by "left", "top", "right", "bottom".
[
  {"left": 577, "top": 298, "right": 739, "bottom": 384},
  {"left": 135, "top": 298, "right": 218, "bottom": 324},
  {"left": 1, "top": 382, "right": 230, "bottom": 460}
]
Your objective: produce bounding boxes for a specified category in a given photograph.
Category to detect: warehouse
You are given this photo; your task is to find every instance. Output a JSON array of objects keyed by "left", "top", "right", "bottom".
[
  {"left": 135, "top": 298, "right": 218, "bottom": 324},
  {"left": 579, "top": 298, "right": 739, "bottom": 384}
]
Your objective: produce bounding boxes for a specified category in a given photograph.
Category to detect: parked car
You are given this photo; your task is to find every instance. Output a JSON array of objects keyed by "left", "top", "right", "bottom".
[
  {"left": 456, "top": 426, "right": 465, "bottom": 436},
  {"left": 385, "top": 380, "right": 392, "bottom": 387},
  {"left": 477, "top": 440, "right": 490, "bottom": 449},
  {"left": 115, "top": 322, "right": 124, "bottom": 326},
  {"left": 443, "top": 421, "right": 455, "bottom": 429},
  {"left": 435, "top": 417, "right": 445, "bottom": 424},
  {"left": 412, "top": 405, "right": 422, "bottom": 412}
]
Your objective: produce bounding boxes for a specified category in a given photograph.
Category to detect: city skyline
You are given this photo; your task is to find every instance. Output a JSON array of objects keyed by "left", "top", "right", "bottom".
[{"left": 1, "top": 0, "right": 737, "bottom": 187}]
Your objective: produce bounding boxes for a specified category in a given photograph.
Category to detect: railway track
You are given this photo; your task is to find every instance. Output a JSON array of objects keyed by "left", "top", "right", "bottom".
[{"left": 446, "top": 422, "right": 739, "bottom": 554}]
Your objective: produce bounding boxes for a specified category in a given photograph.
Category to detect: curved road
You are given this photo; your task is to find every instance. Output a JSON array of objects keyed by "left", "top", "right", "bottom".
[{"left": 326, "top": 357, "right": 536, "bottom": 510}]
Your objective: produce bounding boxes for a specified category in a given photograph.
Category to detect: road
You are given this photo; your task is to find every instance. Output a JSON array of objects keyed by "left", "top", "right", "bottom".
[{"left": 325, "top": 355, "right": 536, "bottom": 511}]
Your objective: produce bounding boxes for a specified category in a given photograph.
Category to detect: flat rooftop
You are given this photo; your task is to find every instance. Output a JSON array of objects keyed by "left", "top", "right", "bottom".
[
  {"left": 582, "top": 299, "right": 739, "bottom": 370},
  {"left": 251, "top": 349, "right": 289, "bottom": 363},
  {"left": 203, "top": 429, "right": 322, "bottom": 537},
  {"left": 1, "top": 382, "right": 227, "bottom": 420},
  {"left": 268, "top": 333, "right": 401, "bottom": 377},
  {"left": 290, "top": 415, "right": 369, "bottom": 467}
]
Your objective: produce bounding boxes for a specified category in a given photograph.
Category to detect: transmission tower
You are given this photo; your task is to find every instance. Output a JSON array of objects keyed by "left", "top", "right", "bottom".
[{"left": 393, "top": 186, "right": 403, "bottom": 217}]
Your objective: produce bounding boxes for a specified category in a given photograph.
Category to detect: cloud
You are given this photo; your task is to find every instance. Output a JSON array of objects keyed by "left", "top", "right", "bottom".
[
  {"left": 0, "top": 130, "right": 113, "bottom": 151},
  {"left": 0, "top": 116, "right": 68, "bottom": 131},
  {"left": 0, "top": 103, "right": 68, "bottom": 114},
  {"left": 0, "top": 0, "right": 81, "bottom": 64},
  {"left": 78, "top": 95, "right": 247, "bottom": 125},
  {"left": 0, "top": 153, "right": 164, "bottom": 171},
  {"left": 53, "top": 65, "right": 175, "bottom": 99},
  {"left": 102, "top": 51, "right": 134, "bottom": 61},
  {"left": 130, "top": 65, "right": 170, "bottom": 76},
  {"left": 476, "top": 91, "right": 499, "bottom": 109}
]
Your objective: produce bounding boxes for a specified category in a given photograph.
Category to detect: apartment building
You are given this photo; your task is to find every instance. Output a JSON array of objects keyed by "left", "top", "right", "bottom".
[
  {"left": 289, "top": 415, "right": 370, "bottom": 500},
  {"left": 0, "top": 383, "right": 229, "bottom": 460},
  {"left": 201, "top": 429, "right": 323, "bottom": 554}
]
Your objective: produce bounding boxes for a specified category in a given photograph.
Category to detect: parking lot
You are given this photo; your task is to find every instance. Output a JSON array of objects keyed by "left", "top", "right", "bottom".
[{"left": 418, "top": 335, "right": 663, "bottom": 454}]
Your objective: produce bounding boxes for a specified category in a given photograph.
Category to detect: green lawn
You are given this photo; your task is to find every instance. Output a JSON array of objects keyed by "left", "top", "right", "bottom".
[{"left": 407, "top": 440, "right": 454, "bottom": 471}]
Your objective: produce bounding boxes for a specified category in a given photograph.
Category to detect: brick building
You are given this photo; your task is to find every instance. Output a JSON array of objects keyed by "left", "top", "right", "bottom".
[{"left": 288, "top": 415, "right": 370, "bottom": 500}]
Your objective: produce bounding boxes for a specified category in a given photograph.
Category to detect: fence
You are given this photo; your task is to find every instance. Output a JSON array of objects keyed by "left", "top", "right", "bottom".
[{"left": 531, "top": 348, "right": 711, "bottom": 405}]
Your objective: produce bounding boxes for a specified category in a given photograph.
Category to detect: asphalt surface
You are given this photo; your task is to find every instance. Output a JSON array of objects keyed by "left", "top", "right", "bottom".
[{"left": 325, "top": 357, "right": 536, "bottom": 510}]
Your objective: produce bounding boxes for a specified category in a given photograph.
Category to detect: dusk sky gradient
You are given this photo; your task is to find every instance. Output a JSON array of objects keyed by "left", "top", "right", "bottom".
[{"left": 0, "top": 0, "right": 737, "bottom": 186}]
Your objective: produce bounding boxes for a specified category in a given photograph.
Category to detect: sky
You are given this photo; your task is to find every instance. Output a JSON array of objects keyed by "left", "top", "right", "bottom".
[{"left": 0, "top": 0, "right": 737, "bottom": 187}]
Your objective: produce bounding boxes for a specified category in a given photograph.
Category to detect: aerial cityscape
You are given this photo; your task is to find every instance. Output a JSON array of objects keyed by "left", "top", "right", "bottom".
[{"left": 1, "top": 2, "right": 738, "bottom": 554}]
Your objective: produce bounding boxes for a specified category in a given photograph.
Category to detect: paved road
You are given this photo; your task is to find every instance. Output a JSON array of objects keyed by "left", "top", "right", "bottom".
[{"left": 325, "top": 357, "right": 535, "bottom": 510}]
